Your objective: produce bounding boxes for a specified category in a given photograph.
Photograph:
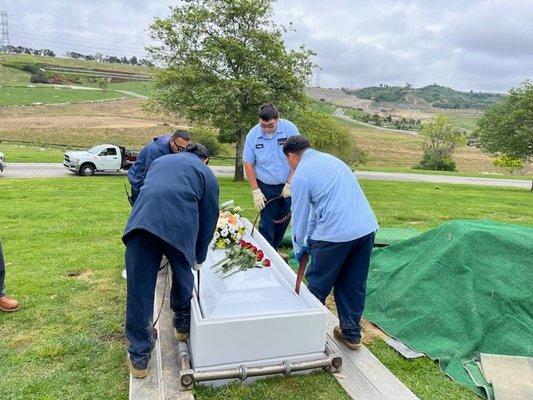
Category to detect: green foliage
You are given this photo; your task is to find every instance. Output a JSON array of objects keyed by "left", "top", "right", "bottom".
[
  {"left": 290, "top": 107, "right": 366, "bottom": 165},
  {"left": 415, "top": 152, "right": 457, "bottom": 171},
  {"left": 475, "top": 81, "right": 533, "bottom": 162},
  {"left": 351, "top": 84, "right": 505, "bottom": 110},
  {"left": 190, "top": 126, "right": 221, "bottom": 157},
  {"left": 493, "top": 155, "right": 526, "bottom": 175},
  {"left": 148, "top": 0, "right": 315, "bottom": 180},
  {"left": 416, "top": 114, "right": 465, "bottom": 171}
]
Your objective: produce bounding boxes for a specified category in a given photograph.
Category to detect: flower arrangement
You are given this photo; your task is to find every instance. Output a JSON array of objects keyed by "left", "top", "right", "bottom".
[
  {"left": 213, "top": 200, "right": 246, "bottom": 250},
  {"left": 211, "top": 239, "right": 271, "bottom": 278}
]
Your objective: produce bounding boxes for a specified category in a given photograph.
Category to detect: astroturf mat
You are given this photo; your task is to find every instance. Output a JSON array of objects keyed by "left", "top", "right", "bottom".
[{"left": 364, "top": 220, "right": 533, "bottom": 397}]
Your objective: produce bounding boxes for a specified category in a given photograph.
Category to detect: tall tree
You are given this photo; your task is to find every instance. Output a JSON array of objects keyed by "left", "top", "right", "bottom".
[
  {"left": 475, "top": 81, "right": 533, "bottom": 190},
  {"left": 417, "top": 114, "right": 465, "bottom": 171},
  {"left": 148, "top": 0, "right": 314, "bottom": 180}
]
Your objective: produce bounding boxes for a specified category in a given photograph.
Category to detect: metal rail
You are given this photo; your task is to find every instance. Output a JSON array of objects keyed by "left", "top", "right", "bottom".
[{"left": 177, "top": 340, "right": 342, "bottom": 391}]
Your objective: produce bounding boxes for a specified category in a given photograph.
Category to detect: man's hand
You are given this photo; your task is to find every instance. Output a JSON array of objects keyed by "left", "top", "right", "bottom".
[
  {"left": 193, "top": 262, "right": 202, "bottom": 271},
  {"left": 295, "top": 245, "right": 310, "bottom": 263},
  {"left": 252, "top": 188, "right": 267, "bottom": 211},
  {"left": 281, "top": 182, "right": 291, "bottom": 198}
]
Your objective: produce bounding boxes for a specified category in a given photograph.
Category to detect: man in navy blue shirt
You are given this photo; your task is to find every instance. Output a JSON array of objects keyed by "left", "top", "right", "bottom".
[
  {"left": 243, "top": 103, "right": 299, "bottom": 249},
  {"left": 123, "top": 144, "right": 219, "bottom": 378},
  {"left": 128, "top": 130, "right": 191, "bottom": 204},
  {"left": 284, "top": 136, "right": 378, "bottom": 351}
]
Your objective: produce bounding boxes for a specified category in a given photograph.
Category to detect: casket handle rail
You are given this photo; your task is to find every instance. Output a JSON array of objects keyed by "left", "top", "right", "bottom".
[{"left": 177, "top": 340, "right": 342, "bottom": 391}]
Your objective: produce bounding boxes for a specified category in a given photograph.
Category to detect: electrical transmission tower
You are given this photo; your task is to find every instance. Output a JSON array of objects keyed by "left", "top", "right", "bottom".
[{"left": 1, "top": 11, "right": 11, "bottom": 52}]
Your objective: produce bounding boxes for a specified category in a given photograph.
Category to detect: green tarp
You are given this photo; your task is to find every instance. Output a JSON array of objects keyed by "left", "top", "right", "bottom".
[{"left": 364, "top": 220, "right": 533, "bottom": 397}]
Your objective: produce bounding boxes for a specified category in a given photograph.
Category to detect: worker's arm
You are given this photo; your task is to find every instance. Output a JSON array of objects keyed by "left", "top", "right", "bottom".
[
  {"left": 196, "top": 172, "right": 220, "bottom": 264},
  {"left": 244, "top": 163, "right": 259, "bottom": 189},
  {"left": 291, "top": 176, "right": 311, "bottom": 258}
]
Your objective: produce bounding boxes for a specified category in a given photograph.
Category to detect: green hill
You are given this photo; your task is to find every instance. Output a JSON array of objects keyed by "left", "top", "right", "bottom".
[
  {"left": 349, "top": 84, "right": 505, "bottom": 110},
  {"left": 0, "top": 53, "right": 153, "bottom": 87}
]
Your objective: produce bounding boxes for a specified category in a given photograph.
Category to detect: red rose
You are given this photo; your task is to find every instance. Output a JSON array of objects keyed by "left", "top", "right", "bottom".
[
  {"left": 256, "top": 250, "right": 264, "bottom": 261},
  {"left": 262, "top": 258, "right": 271, "bottom": 267},
  {"left": 250, "top": 246, "right": 257, "bottom": 254}
]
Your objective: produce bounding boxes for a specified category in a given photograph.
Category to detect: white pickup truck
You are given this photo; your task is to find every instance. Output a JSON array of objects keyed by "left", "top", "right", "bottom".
[
  {"left": 63, "top": 144, "right": 138, "bottom": 176},
  {"left": 0, "top": 151, "right": 6, "bottom": 173}
]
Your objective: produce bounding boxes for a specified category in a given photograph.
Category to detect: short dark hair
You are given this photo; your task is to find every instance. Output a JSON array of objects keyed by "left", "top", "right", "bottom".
[
  {"left": 258, "top": 103, "right": 279, "bottom": 121},
  {"left": 172, "top": 129, "right": 190, "bottom": 141},
  {"left": 186, "top": 143, "right": 209, "bottom": 160},
  {"left": 283, "top": 136, "right": 311, "bottom": 156}
]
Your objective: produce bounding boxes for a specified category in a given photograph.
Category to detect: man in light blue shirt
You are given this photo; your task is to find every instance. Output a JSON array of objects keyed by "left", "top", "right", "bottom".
[
  {"left": 283, "top": 136, "right": 378, "bottom": 350},
  {"left": 243, "top": 103, "right": 299, "bottom": 249}
]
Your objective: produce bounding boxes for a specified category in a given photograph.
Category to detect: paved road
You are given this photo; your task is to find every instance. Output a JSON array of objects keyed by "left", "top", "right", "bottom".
[
  {"left": 1, "top": 163, "right": 235, "bottom": 179},
  {"left": 2, "top": 163, "right": 530, "bottom": 189}
]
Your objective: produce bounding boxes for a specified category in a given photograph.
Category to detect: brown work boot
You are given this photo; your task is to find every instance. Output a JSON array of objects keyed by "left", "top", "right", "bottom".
[
  {"left": 126, "top": 354, "right": 148, "bottom": 379},
  {"left": 333, "top": 326, "right": 362, "bottom": 350},
  {"left": 0, "top": 295, "right": 20, "bottom": 312},
  {"left": 174, "top": 328, "right": 190, "bottom": 342}
]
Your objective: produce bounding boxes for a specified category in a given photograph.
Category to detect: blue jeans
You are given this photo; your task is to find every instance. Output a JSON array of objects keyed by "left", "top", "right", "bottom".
[
  {"left": 257, "top": 180, "right": 291, "bottom": 249},
  {"left": 125, "top": 229, "right": 193, "bottom": 368},
  {"left": 0, "top": 242, "right": 5, "bottom": 297},
  {"left": 306, "top": 232, "right": 375, "bottom": 341}
]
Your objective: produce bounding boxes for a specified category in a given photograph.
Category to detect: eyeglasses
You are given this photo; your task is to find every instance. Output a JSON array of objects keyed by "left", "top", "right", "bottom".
[
  {"left": 260, "top": 122, "right": 277, "bottom": 129},
  {"left": 173, "top": 139, "right": 186, "bottom": 152}
]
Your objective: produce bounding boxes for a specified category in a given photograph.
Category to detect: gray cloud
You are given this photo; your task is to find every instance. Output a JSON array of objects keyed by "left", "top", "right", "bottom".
[{"left": 2, "top": 0, "right": 532, "bottom": 92}]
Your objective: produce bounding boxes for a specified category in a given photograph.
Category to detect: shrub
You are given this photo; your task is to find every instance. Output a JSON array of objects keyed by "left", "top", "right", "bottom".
[
  {"left": 290, "top": 107, "right": 366, "bottom": 165},
  {"left": 190, "top": 126, "right": 221, "bottom": 157},
  {"left": 415, "top": 152, "right": 457, "bottom": 171}
]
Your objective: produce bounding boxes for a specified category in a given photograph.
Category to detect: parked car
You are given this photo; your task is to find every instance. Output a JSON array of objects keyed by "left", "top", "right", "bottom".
[
  {"left": 63, "top": 144, "right": 138, "bottom": 176},
  {"left": 0, "top": 151, "right": 6, "bottom": 173}
]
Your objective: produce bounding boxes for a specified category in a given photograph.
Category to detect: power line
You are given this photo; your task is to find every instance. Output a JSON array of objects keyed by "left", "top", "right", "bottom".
[{"left": 1, "top": 11, "right": 11, "bottom": 50}]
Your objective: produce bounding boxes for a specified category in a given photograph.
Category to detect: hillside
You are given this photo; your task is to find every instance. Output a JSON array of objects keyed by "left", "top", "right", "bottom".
[
  {"left": 347, "top": 84, "right": 505, "bottom": 110},
  {"left": 0, "top": 53, "right": 153, "bottom": 87}
]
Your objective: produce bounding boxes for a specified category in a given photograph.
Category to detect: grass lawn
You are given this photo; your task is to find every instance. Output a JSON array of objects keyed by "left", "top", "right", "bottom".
[
  {"left": 0, "top": 144, "right": 65, "bottom": 163},
  {"left": 0, "top": 86, "right": 131, "bottom": 106},
  {"left": 1, "top": 177, "right": 532, "bottom": 399}
]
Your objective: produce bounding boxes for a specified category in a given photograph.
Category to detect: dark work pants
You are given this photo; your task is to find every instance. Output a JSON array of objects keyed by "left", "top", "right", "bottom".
[
  {"left": 257, "top": 180, "right": 291, "bottom": 249},
  {"left": 306, "top": 232, "right": 375, "bottom": 341},
  {"left": 125, "top": 229, "right": 193, "bottom": 368},
  {"left": 0, "top": 242, "right": 5, "bottom": 297}
]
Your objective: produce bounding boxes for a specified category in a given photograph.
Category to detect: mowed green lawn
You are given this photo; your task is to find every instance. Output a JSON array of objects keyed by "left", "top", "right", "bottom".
[
  {"left": 0, "top": 86, "right": 130, "bottom": 106},
  {"left": 0, "top": 177, "right": 531, "bottom": 400}
]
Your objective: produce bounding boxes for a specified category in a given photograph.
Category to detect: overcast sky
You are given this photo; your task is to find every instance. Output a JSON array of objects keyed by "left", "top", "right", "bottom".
[{"left": 3, "top": 0, "right": 532, "bottom": 92}]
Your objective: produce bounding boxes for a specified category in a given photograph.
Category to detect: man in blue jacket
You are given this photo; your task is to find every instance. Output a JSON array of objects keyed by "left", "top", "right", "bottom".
[
  {"left": 128, "top": 130, "right": 191, "bottom": 204},
  {"left": 123, "top": 143, "right": 219, "bottom": 378},
  {"left": 283, "top": 136, "right": 378, "bottom": 351}
]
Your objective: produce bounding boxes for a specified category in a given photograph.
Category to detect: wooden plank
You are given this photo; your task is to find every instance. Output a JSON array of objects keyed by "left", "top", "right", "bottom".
[
  {"left": 326, "top": 311, "right": 419, "bottom": 400},
  {"left": 129, "top": 267, "right": 194, "bottom": 400}
]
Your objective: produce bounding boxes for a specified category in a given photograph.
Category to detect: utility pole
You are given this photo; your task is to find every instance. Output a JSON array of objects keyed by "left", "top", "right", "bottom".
[{"left": 0, "top": 11, "right": 11, "bottom": 52}]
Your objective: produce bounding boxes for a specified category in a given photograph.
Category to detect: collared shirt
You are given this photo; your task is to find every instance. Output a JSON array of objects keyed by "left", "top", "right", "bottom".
[
  {"left": 242, "top": 118, "right": 299, "bottom": 185},
  {"left": 291, "top": 149, "right": 379, "bottom": 254}
]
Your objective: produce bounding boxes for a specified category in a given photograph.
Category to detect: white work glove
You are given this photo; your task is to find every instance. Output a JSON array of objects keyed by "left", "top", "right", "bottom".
[
  {"left": 252, "top": 188, "right": 267, "bottom": 211},
  {"left": 281, "top": 182, "right": 291, "bottom": 198},
  {"left": 193, "top": 262, "right": 202, "bottom": 271}
]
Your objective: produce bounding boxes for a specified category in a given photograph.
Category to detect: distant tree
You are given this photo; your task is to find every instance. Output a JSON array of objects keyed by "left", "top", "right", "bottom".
[
  {"left": 416, "top": 114, "right": 465, "bottom": 171},
  {"left": 130, "top": 56, "right": 138, "bottom": 65},
  {"left": 474, "top": 81, "right": 533, "bottom": 189},
  {"left": 95, "top": 52, "right": 103, "bottom": 62},
  {"left": 148, "top": 0, "right": 314, "bottom": 180},
  {"left": 372, "top": 114, "right": 381, "bottom": 126},
  {"left": 120, "top": 56, "right": 129, "bottom": 64}
]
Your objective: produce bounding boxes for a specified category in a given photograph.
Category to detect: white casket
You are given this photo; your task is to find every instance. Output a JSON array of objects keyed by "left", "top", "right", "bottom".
[{"left": 189, "top": 219, "right": 328, "bottom": 372}]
